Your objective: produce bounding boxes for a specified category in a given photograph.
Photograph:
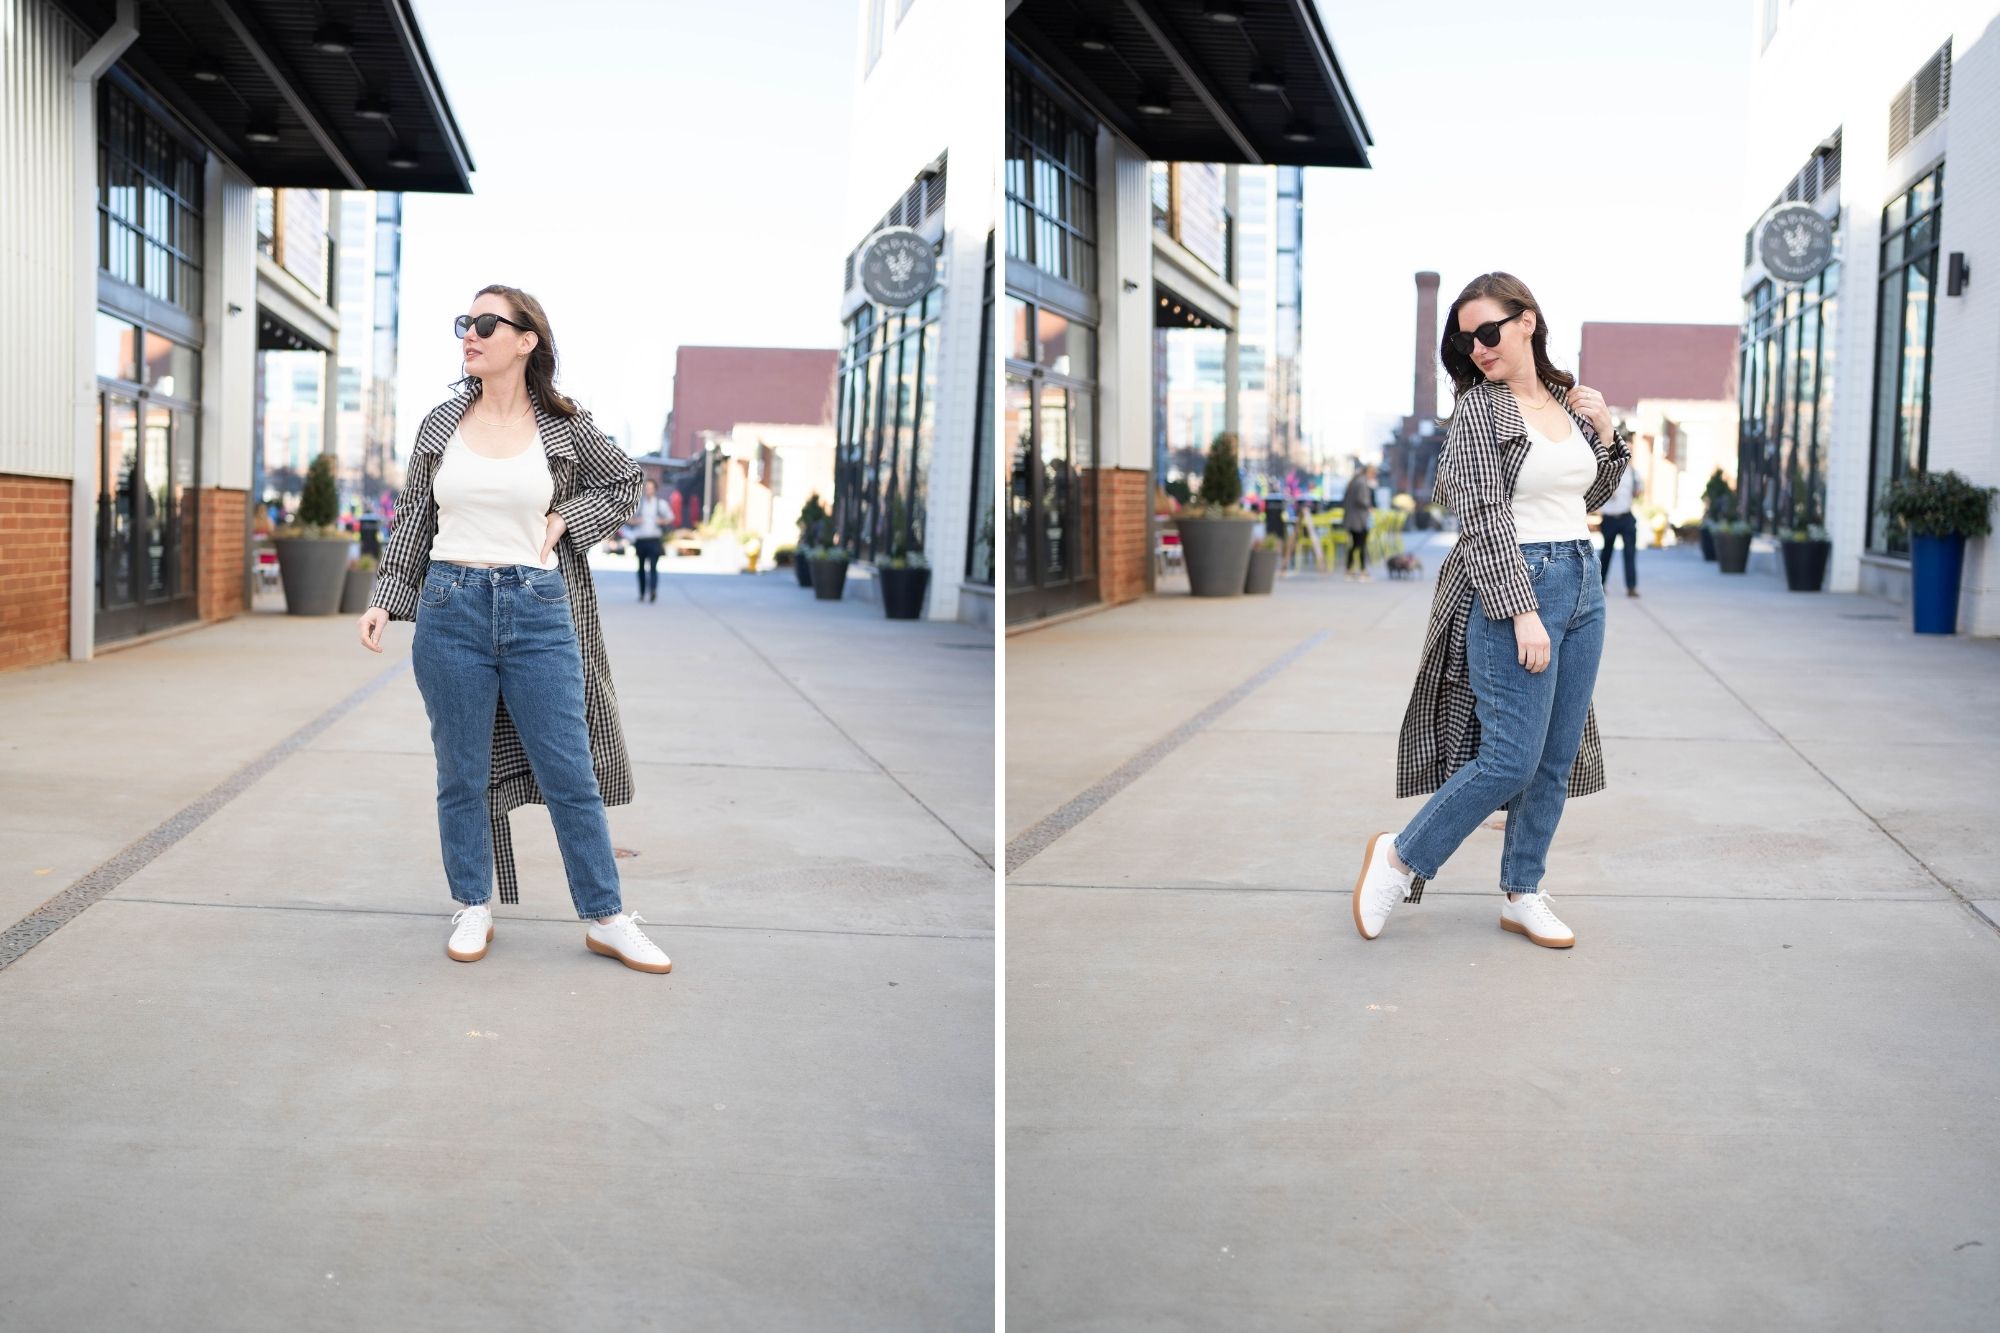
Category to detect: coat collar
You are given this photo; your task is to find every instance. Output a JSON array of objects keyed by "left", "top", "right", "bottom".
[{"left": 413, "top": 382, "right": 578, "bottom": 461}]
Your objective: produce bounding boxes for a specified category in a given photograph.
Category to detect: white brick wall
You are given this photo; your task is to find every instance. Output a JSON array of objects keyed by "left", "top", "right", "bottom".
[{"left": 1747, "top": 0, "right": 2000, "bottom": 632}]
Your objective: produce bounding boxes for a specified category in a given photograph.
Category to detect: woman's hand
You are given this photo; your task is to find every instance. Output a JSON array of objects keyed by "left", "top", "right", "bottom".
[
  {"left": 358, "top": 606, "right": 389, "bottom": 653},
  {"left": 539, "top": 511, "right": 569, "bottom": 563},
  {"left": 1568, "top": 384, "right": 1615, "bottom": 443},
  {"left": 1513, "top": 611, "right": 1551, "bottom": 674}
]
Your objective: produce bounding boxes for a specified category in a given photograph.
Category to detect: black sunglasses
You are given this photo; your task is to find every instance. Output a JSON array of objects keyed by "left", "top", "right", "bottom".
[
  {"left": 1448, "top": 309, "right": 1526, "bottom": 358},
  {"left": 455, "top": 312, "right": 533, "bottom": 339}
]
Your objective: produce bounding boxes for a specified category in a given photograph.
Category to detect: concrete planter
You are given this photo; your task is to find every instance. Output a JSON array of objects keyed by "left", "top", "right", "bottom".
[
  {"left": 338, "top": 566, "right": 374, "bottom": 614},
  {"left": 879, "top": 566, "right": 932, "bottom": 620},
  {"left": 1780, "top": 539, "right": 1831, "bottom": 593},
  {"left": 1244, "top": 545, "right": 1279, "bottom": 595},
  {"left": 273, "top": 536, "right": 352, "bottom": 615},
  {"left": 1911, "top": 533, "right": 1967, "bottom": 634},
  {"left": 1713, "top": 530, "right": 1752, "bottom": 574},
  {"left": 1174, "top": 515, "right": 1258, "bottom": 597},
  {"left": 811, "top": 559, "right": 849, "bottom": 601}
]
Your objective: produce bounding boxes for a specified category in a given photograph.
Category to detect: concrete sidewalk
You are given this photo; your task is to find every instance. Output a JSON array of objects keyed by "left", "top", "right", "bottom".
[
  {"left": 1006, "top": 534, "right": 2000, "bottom": 1332},
  {"left": 0, "top": 564, "right": 993, "bottom": 1332}
]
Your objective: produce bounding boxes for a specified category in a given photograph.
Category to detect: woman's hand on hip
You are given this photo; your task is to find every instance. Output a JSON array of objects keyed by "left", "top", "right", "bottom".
[
  {"left": 1512, "top": 611, "right": 1551, "bottom": 673},
  {"left": 358, "top": 606, "right": 388, "bottom": 653},
  {"left": 540, "top": 512, "right": 569, "bottom": 563}
]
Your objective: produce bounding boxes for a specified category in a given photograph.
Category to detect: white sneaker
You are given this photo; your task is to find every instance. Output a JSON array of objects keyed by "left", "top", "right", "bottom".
[
  {"left": 1500, "top": 892, "right": 1575, "bottom": 948},
  {"left": 585, "top": 912, "right": 672, "bottom": 974},
  {"left": 1352, "top": 832, "right": 1414, "bottom": 940},
  {"left": 447, "top": 904, "right": 494, "bottom": 962}
]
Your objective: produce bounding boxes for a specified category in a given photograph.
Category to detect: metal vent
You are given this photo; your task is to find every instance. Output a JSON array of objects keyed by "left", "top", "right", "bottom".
[
  {"left": 925, "top": 154, "right": 948, "bottom": 215},
  {"left": 1889, "top": 40, "right": 1951, "bottom": 157},
  {"left": 900, "top": 181, "right": 922, "bottom": 226},
  {"left": 1822, "top": 133, "right": 1842, "bottom": 189}
]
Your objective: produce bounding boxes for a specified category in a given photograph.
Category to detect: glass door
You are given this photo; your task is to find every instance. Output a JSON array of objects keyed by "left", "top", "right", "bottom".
[
  {"left": 95, "top": 314, "right": 200, "bottom": 642},
  {"left": 1004, "top": 298, "right": 1098, "bottom": 623}
]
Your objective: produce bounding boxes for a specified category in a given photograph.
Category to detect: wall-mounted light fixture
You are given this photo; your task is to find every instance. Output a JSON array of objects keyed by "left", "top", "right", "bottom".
[{"left": 1947, "top": 251, "right": 1970, "bottom": 296}]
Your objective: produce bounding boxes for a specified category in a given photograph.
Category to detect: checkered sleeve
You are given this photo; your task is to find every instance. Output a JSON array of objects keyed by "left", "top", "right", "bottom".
[
  {"left": 552, "top": 409, "right": 643, "bottom": 552},
  {"left": 1581, "top": 427, "right": 1634, "bottom": 513},
  {"left": 368, "top": 437, "right": 437, "bottom": 623},
  {"left": 1440, "top": 403, "right": 1538, "bottom": 621}
]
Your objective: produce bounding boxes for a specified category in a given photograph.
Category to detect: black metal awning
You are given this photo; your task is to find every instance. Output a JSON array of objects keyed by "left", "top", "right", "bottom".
[
  {"left": 54, "top": 0, "right": 473, "bottom": 193},
  {"left": 1006, "top": 0, "right": 1371, "bottom": 168}
]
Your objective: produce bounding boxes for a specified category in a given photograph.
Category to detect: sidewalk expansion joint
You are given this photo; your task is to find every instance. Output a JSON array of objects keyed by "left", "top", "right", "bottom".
[
  {"left": 670, "top": 581, "right": 994, "bottom": 872},
  {"left": 1632, "top": 598, "right": 1998, "bottom": 940},
  {"left": 0, "top": 657, "right": 415, "bottom": 975},
  {"left": 97, "top": 896, "right": 993, "bottom": 942}
]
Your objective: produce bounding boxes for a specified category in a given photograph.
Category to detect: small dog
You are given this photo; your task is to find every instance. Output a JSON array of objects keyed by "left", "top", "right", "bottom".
[{"left": 1386, "top": 552, "right": 1425, "bottom": 580}]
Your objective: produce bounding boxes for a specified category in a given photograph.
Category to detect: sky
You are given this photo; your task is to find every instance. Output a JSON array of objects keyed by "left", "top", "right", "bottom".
[
  {"left": 1296, "top": 0, "right": 1754, "bottom": 465},
  {"left": 393, "top": 0, "right": 860, "bottom": 455}
]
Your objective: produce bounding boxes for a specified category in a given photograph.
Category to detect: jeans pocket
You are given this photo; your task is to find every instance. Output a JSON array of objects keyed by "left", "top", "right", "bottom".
[
  {"left": 419, "top": 572, "right": 454, "bottom": 607},
  {"left": 527, "top": 570, "right": 570, "bottom": 603},
  {"left": 1525, "top": 555, "right": 1550, "bottom": 583}
]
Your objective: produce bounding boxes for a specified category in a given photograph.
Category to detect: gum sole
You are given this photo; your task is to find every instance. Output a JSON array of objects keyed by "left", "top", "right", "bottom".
[
  {"left": 447, "top": 924, "right": 494, "bottom": 962},
  {"left": 1500, "top": 917, "right": 1575, "bottom": 949},
  {"left": 1352, "top": 831, "right": 1384, "bottom": 940},
  {"left": 587, "top": 935, "right": 672, "bottom": 974}
]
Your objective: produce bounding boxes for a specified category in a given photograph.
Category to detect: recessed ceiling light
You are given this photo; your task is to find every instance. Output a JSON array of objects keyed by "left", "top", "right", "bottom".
[
  {"left": 1203, "top": 1, "right": 1245, "bottom": 23},
  {"left": 1249, "top": 66, "right": 1285, "bottom": 93},
  {"left": 355, "top": 95, "right": 391, "bottom": 120},
  {"left": 245, "top": 119, "right": 280, "bottom": 145},
  {"left": 312, "top": 24, "right": 353, "bottom": 55},
  {"left": 191, "top": 56, "right": 223, "bottom": 83},
  {"left": 387, "top": 145, "right": 419, "bottom": 169},
  {"left": 1078, "top": 24, "right": 1111, "bottom": 51},
  {"left": 1137, "top": 89, "right": 1173, "bottom": 116},
  {"left": 1282, "top": 119, "right": 1316, "bottom": 143}
]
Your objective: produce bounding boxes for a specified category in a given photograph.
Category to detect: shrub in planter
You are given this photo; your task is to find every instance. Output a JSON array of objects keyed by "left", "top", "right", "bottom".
[
  {"left": 274, "top": 454, "right": 352, "bottom": 615},
  {"left": 1699, "top": 468, "right": 1733, "bottom": 562},
  {"left": 808, "top": 546, "right": 850, "bottom": 600},
  {"left": 1778, "top": 523, "right": 1831, "bottom": 592},
  {"left": 773, "top": 545, "right": 797, "bottom": 568},
  {"left": 1879, "top": 469, "right": 1998, "bottom": 634},
  {"left": 878, "top": 551, "right": 932, "bottom": 620},
  {"left": 1711, "top": 518, "right": 1753, "bottom": 574},
  {"left": 1244, "top": 534, "right": 1280, "bottom": 595},
  {"left": 794, "top": 494, "right": 830, "bottom": 586},
  {"left": 1173, "top": 432, "right": 1260, "bottom": 597}
]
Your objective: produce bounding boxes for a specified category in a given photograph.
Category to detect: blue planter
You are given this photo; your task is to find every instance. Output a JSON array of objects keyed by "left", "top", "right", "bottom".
[{"left": 1910, "top": 533, "right": 1966, "bottom": 634}]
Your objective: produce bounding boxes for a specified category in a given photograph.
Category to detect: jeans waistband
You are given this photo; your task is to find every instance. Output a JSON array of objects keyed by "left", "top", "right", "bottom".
[
  {"left": 1517, "top": 539, "right": 1594, "bottom": 558},
  {"left": 432, "top": 561, "right": 557, "bottom": 584}
]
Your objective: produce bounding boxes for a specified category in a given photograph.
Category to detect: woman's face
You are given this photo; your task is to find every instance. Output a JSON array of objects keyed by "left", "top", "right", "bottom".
[
  {"left": 1456, "top": 296, "right": 1536, "bottom": 383},
  {"left": 462, "top": 292, "right": 535, "bottom": 379},
  {"left": 643, "top": 481, "right": 658, "bottom": 497}
]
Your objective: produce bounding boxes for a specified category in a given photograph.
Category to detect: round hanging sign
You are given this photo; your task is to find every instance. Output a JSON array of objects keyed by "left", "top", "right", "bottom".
[
  {"left": 1757, "top": 204, "right": 1834, "bottom": 283},
  {"left": 859, "top": 227, "right": 938, "bottom": 307}
]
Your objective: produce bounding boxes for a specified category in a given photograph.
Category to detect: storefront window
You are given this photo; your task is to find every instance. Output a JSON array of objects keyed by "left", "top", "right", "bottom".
[
  {"left": 1005, "top": 61, "right": 1096, "bottom": 291},
  {"left": 1866, "top": 164, "right": 1943, "bottom": 554},
  {"left": 98, "top": 79, "right": 203, "bottom": 315},
  {"left": 1737, "top": 234, "right": 1839, "bottom": 538},
  {"left": 834, "top": 287, "right": 941, "bottom": 562}
]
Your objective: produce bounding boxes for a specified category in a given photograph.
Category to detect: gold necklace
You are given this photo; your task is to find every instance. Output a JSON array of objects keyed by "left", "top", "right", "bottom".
[{"left": 473, "top": 399, "right": 531, "bottom": 427}]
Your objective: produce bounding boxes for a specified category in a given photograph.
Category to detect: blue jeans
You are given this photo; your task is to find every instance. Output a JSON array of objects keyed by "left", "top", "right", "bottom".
[
  {"left": 1599, "top": 512, "right": 1638, "bottom": 590},
  {"left": 1394, "top": 539, "right": 1607, "bottom": 895},
  {"left": 412, "top": 561, "right": 624, "bottom": 920}
]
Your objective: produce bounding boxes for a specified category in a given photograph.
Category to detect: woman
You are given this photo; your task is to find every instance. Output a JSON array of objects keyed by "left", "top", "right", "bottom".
[
  {"left": 1354, "top": 272, "right": 1630, "bottom": 949},
  {"left": 624, "top": 479, "right": 670, "bottom": 602},
  {"left": 355, "top": 284, "right": 669, "bottom": 975},
  {"left": 1342, "top": 463, "right": 1377, "bottom": 581}
]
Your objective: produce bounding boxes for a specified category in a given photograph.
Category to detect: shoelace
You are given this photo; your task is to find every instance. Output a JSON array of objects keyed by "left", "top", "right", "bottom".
[
  {"left": 451, "top": 907, "right": 487, "bottom": 929},
  {"left": 1517, "top": 894, "right": 1560, "bottom": 924},
  {"left": 608, "top": 913, "right": 659, "bottom": 951}
]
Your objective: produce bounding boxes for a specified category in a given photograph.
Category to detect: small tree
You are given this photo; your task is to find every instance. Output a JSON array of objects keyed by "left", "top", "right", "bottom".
[
  {"left": 1198, "top": 432, "right": 1244, "bottom": 511},
  {"left": 280, "top": 453, "right": 341, "bottom": 537},
  {"left": 797, "top": 491, "right": 831, "bottom": 547},
  {"left": 1702, "top": 468, "right": 1733, "bottom": 523}
]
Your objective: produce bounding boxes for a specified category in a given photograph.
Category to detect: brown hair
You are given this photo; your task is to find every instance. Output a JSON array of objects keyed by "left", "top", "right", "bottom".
[
  {"left": 1439, "top": 271, "right": 1576, "bottom": 398},
  {"left": 459, "top": 283, "right": 579, "bottom": 417}
]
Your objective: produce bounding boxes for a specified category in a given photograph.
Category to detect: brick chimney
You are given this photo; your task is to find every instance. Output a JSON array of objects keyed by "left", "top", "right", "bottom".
[{"left": 1413, "top": 271, "right": 1440, "bottom": 423}]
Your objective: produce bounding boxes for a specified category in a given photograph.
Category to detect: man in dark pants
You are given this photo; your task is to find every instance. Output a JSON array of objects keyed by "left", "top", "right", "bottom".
[{"left": 1597, "top": 463, "right": 1642, "bottom": 597}]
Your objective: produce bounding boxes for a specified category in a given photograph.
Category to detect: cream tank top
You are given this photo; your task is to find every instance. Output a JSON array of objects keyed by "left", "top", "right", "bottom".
[
  {"left": 428, "top": 431, "right": 558, "bottom": 569},
  {"left": 1509, "top": 411, "right": 1596, "bottom": 543}
]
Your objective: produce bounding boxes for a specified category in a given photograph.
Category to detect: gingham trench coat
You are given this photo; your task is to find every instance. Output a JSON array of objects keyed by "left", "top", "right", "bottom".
[
  {"left": 368, "top": 385, "right": 644, "bottom": 905},
  {"left": 1393, "top": 377, "right": 1631, "bottom": 903}
]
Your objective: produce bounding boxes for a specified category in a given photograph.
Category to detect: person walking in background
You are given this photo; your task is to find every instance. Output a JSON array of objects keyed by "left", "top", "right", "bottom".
[
  {"left": 625, "top": 478, "right": 669, "bottom": 603},
  {"left": 1343, "top": 463, "right": 1377, "bottom": 581},
  {"left": 1596, "top": 460, "right": 1642, "bottom": 598},
  {"left": 1354, "top": 271, "right": 1631, "bottom": 950},
  {"left": 355, "top": 283, "right": 670, "bottom": 976}
]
